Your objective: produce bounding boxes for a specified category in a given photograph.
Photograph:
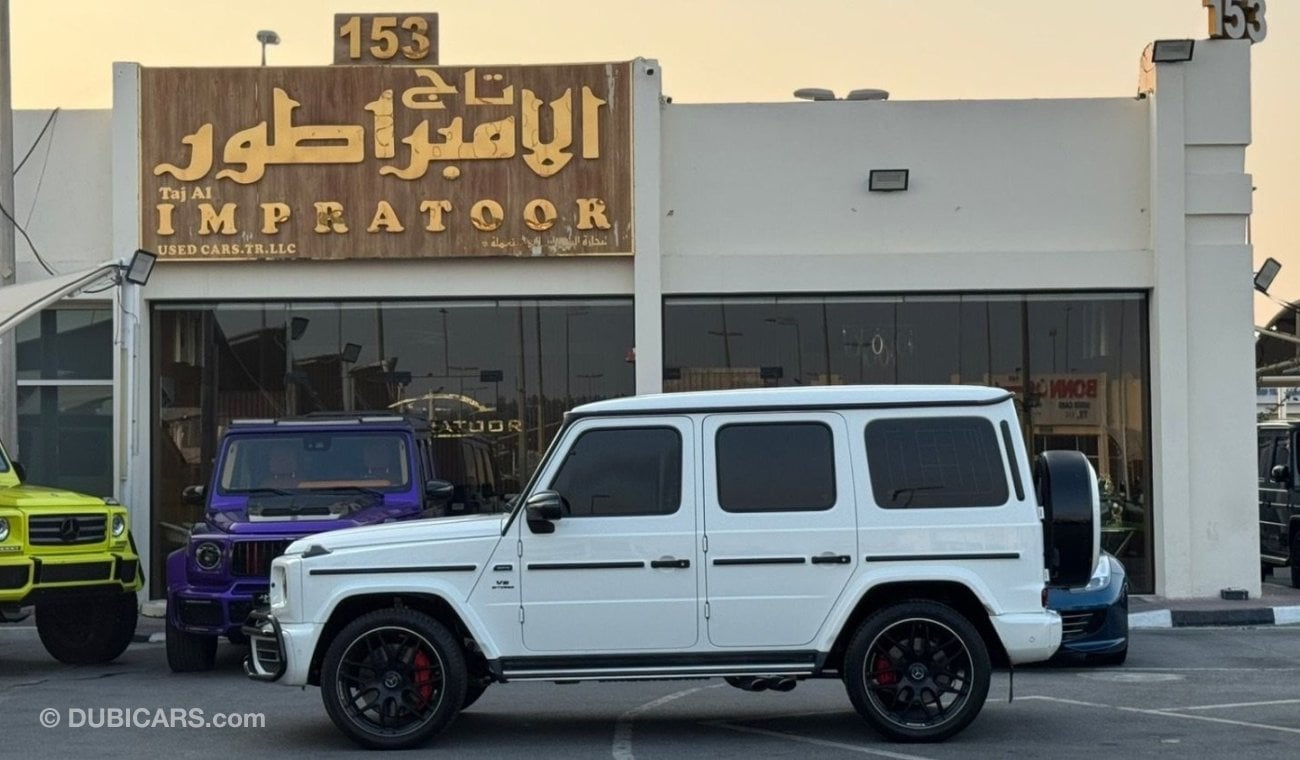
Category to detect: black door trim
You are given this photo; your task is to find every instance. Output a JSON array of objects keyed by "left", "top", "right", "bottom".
[
  {"left": 864, "top": 552, "right": 1020, "bottom": 563},
  {"left": 308, "top": 564, "right": 477, "bottom": 576},
  {"left": 526, "top": 561, "right": 647, "bottom": 571},
  {"left": 712, "top": 557, "right": 807, "bottom": 566}
]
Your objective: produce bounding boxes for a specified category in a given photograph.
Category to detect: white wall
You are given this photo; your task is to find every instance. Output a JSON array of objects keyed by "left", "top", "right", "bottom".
[
  {"left": 660, "top": 97, "right": 1151, "bottom": 294},
  {"left": 12, "top": 109, "right": 113, "bottom": 278},
  {"left": 1148, "top": 40, "right": 1258, "bottom": 599}
]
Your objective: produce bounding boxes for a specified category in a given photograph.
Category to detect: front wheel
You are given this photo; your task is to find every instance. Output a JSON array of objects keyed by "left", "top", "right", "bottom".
[
  {"left": 36, "top": 592, "right": 138, "bottom": 664},
  {"left": 166, "top": 617, "right": 217, "bottom": 672},
  {"left": 321, "top": 608, "right": 467, "bottom": 750},
  {"left": 844, "top": 600, "right": 991, "bottom": 743}
]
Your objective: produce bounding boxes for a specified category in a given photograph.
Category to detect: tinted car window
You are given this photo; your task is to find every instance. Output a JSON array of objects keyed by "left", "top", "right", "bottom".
[
  {"left": 865, "top": 417, "right": 1009, "bottom": 509},
  {"left": 1273, "top": 432, "right": 1292, "bottom": 474},
  {"left": 1259, "top": 433, "right": 1275, "bottom": 479},
  {"left": 715, "top": 422, "right": 836, "bottom": 512},
  {"left": 549, "top": 427, "right": 682, "bottom": 517}
]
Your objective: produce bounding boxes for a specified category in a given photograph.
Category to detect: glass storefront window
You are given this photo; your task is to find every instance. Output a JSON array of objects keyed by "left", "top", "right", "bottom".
[
  {"left": 15, "top": 307, "right": 115, "bottom": 496},
  {"left": 151, "top": 299, "right": 635, "bottom": 595},
  {"left": 664, "top": 293, "right": 1152, "bottom": 592}
]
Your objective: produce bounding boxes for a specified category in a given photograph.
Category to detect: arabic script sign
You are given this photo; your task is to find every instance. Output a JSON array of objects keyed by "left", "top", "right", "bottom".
[{"left": 139, "top": 64, "right": 634, "bottom": 260}]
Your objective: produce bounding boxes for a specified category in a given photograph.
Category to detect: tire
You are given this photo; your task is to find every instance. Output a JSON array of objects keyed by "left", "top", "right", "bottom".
[
  {"left": 1291, "top": 530, "right": 1300, "bottom": 589},
  {"left": 1261, "top": 562, "right": 1272, "bottom": 581},
  {"left": 321, "top": 608, "right": 467, "bottom": 750},
  {"left": 844, "top": 600, "right": 991, "bottom": 743},
  {"left": 1035, "top": 450, "right": 1100, "bottom": 588},
  {"left": 166, "top": 616, "right": 218, "bottom": 672},
  {"left": 36, "top": 592, "right": 138, "bottom": 665}
]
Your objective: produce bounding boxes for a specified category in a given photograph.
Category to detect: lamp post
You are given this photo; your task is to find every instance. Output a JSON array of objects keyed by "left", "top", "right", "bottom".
[{"left": 256, "top": 30, "right": 280, "bottom": 66}]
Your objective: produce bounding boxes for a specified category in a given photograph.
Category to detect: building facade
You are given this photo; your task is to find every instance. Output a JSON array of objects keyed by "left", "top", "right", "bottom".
[{"left": 7, "top": 39, "right": 1258, "bottom": 599}]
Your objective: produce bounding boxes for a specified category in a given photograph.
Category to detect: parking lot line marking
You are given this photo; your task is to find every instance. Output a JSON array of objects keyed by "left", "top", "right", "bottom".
[
  {"left": 704, "top": 722, "right": 938, "bottom": 760},
  {"left": 1022, "top": 696, "right": 1300, "bottom": 735},
  {"left": 613, "top": 684, "right": 722, "bottom": 760},
  {"left": 1156, "top": 699, "right": 1300, "bottom": 712}
]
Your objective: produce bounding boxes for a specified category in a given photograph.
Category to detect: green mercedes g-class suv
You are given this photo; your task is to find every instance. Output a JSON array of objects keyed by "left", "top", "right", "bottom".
[{"left": 0, "top": 439, "right": 141, "bottom": 663}]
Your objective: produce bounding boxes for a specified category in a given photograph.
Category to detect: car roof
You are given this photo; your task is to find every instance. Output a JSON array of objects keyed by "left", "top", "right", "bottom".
[
  {"left": 570, "top": 385, "right": 1013, "bottom": 418},
  {"left": 228, "top": 412, "right": 428, "bottom": 433}
]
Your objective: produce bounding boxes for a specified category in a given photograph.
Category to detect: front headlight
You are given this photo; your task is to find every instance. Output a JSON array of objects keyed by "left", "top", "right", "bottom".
[
  {"left": 0, "top": 517, "right": 9, "bottom": 542},
  {"left": 111, "top": 514, "right": 126, "bottom": 538},
  {"left": 1083, "top": 554, "right": 1113, "bottom": 591},
  {"left": 194, "top": 541, "right": 223, "bottom": 571}
]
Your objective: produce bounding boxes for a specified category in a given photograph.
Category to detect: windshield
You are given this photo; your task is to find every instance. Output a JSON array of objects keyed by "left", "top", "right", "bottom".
[{"left": 218, "top": 431, "right": 410, "bottom": 494}]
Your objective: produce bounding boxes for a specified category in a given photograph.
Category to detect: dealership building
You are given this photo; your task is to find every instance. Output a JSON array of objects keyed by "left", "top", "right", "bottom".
[{"left": 6, "top": 35, "right": 1259, "bottom": 599}]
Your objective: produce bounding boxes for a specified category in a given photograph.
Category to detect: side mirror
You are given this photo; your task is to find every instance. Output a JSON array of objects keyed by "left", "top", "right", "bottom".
[
  {"left": 1271, "top": 464, "right": 1292, "bottom": 485},
  {"left": 181, "top": 484, "right": 206, "bottom": 506},
  {"left": 10, "top": 461, "right": 25, "bottom": 481},
  {"left": 424, "top": 479, "right": 455, "bottom": 503},
  {"left": 525, "top": 490, "right": 563, "bottom": 533}
]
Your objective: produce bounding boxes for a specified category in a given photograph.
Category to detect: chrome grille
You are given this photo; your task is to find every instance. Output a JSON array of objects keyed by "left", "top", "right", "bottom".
[
  {"left": 1060, "top": 610, "right": 1103, "bottom": 641},
  {"left": 28, "top": 514, "right": 107, "bottom": 545}
]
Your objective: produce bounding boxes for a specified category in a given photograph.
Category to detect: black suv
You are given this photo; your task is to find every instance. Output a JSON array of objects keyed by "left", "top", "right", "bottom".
[{"left": 1258, "top": 420, "right": 1300, "bottom": 587}]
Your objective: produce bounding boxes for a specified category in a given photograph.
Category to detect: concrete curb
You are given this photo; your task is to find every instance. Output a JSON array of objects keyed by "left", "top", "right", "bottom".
[{"left": 1130, "top": 604, "right": 1300, "bottom": 629}]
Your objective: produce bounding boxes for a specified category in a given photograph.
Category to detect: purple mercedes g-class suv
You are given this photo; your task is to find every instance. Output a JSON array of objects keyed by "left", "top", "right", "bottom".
[{"left": 165, "top": 412, "right": 502, "bottom": 671}]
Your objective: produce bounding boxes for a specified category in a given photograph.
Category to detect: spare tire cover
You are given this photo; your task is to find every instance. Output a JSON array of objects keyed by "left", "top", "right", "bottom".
[{"left": 1035, "top": 450, "right": 1100, "bottom": 588}]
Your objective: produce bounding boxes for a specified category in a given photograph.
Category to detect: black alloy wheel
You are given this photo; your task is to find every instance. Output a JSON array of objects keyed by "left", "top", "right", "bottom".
[
  {"left": 321, "top": 608, "right": 466, "bottom": 750},
  {"left": 844, "top": 600, "right": 991, "bottom": 742}
]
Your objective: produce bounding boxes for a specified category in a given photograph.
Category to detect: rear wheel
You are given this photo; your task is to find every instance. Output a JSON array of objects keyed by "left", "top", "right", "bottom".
[
  {"left": 36, "top": 592, "right": 138, "bottom": 664},
  {"left": 321, "top": 608, "right": 467, "bottom": 749},
  {"left": 844, "top": 600, "right": 991, "bottom": 742},
  {"left": 166, "top": 617, "right": 218, "bottom": 672}
]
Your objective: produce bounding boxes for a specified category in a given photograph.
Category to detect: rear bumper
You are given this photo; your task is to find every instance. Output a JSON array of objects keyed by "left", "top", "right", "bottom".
[
  {"left": 989, "top": 610, "right": 1064, "bottom": 664},
  {"left": 0, "top": 550, "right": 142, "bottom": 605}
]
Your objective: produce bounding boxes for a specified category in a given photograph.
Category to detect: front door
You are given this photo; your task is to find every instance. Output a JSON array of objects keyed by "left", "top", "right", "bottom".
[
  {"left": 1260, "top": 429, "right": 1293, "bottom": 562},
  {"left": 519, "top": 417, "right": 698, "bottom": 652},
  {"left": 701, "top": 412, "right": 857, "bottom": 648}
]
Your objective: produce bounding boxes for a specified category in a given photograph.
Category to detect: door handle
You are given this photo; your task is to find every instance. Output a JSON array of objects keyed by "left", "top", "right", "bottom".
[
  {"left": 811, "top": 554, "right": 852, "bottom": 565},
  {"left": 650, "top": 557, "right": 690, "bottom": 569}
]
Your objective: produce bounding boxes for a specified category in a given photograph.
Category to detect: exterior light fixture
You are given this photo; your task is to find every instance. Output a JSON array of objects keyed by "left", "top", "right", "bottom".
[
  {"left": 846, "top": 89, "right": 890, "bottom": 101},
  {"left": 257, "top": 29, "right": 281, "bottom": 66},
  {"left": 868, "top": 169, "right": 909, "bottom": 192},
  {"left": 1255, "top": 257, "right": 1282, "bottom": 294},
  {"left": 124, "top": 249, "right": 157, "bottom": 285},
  {"left": 793, "top": 88, "right": 837, "bottom": 101},
  {"left": 341, "top": 343, "right": 362, "bottom": 363},
  {"left": 1151, "top": 39, "right": 1195, "bottom": 63}
]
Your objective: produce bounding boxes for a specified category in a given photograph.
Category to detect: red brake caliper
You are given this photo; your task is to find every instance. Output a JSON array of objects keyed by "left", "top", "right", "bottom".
[
  {"left": 874, "top": 655, "right": 899, "bottom": 685},
  {"left": 412, "top": 650, "right": 434, "bottom": 706}
]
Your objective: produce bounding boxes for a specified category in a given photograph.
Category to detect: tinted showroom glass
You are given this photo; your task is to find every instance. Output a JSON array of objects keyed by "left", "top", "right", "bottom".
[
  {"left": 715, "top": 422, "right": 836, "bottom": 512},
  {"left": 549, "top": 427, "right": 682, "bottom": 517},
  {"left": 866, "top": 417, "right": 1009, "bottom": 509}
]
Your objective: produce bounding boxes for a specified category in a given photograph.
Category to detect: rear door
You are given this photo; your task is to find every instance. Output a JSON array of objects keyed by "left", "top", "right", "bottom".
[
  {"left": 1260, "top": 428, "right": 1291, "bottom": 561},
  {"left": 701, "top": 412, "right": 857, "bottom": 648}
]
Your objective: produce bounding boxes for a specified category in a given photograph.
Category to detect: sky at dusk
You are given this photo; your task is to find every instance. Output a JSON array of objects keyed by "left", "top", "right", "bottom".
[{"left": 9, "top": 0, "right": 1298, "bottom": 322}]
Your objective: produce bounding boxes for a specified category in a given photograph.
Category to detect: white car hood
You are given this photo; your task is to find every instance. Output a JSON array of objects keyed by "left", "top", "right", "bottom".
[{"left": 285, "top": 512, "right": 508, "bottom": 554}]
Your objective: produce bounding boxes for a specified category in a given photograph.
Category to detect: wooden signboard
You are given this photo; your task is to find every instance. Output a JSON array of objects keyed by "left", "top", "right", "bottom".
[{"left": 140, "top": 63, "right": 633, "bottom": 260}]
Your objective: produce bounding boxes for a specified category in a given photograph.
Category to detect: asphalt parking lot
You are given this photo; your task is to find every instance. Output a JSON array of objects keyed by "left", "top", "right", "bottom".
[{"left": 2, "top": 623, "right": 1298, "bottom": 759}]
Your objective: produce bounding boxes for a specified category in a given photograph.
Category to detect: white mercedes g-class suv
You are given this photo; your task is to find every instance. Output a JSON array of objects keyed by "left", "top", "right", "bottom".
[{"left": 245, "top": 385, "right": 1099, "bottom": 749}]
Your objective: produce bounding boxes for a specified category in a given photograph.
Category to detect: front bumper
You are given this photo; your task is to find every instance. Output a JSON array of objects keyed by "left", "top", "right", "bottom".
[
  {"left": 243, "top": 607, "right": 316, "bottom": 686},
  {"left": 0, "top": 549, "right": 142, "bottom": 605},
  {"left": 170, "top": 584, "right": 268, "bottom": 636}
]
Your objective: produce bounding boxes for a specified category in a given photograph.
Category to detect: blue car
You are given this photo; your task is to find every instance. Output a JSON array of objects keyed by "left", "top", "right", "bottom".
[{"left": 1048, "top": 551, "right": 1129, "bottom": 665}]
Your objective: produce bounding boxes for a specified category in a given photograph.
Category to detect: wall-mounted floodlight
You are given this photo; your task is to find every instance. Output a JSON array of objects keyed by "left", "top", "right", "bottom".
[
  {"left": 868, "top": 169, "right": 909, "bottom": 192},
  {"left": 846, "top": 88, "right": 890, "bottom": 101},
  {"left": 257, "top": 29, "right": 281, "bottom": 66},
  {"left": 793, "top": 88, "right": 837, "bottom": 101},
  {"left": 1151, "top": 39, "right": 1195, "bottom": 63},
  {"left": 290, "top": 316, "right": 310, "bottom": 340},
  {"left": 1255, "top": 257, "right": 1282, "bottom": 294},
  {"left": 124, "top": 249, "right": 157, "bottom": 285},
  {"left": 341, "top": 343, "right": 362, "bottom": 363}
]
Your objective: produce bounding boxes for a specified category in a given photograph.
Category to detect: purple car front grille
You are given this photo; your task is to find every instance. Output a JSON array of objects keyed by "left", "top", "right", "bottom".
[{"left": 230, "top": 540, "right": 292, "bottom": 577}]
